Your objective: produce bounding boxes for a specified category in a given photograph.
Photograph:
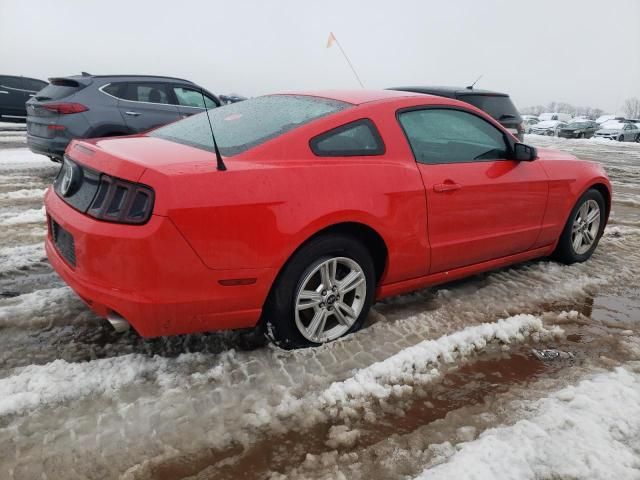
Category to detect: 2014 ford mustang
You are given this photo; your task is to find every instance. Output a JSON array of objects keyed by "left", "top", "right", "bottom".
[{"left": 44, "top": 90, "right": 611, "bottom": 348}]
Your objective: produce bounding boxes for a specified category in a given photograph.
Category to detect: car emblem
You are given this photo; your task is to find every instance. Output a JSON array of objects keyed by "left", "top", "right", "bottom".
[{"left": 60, "top": 160, "right": 81, "bottom": 197}]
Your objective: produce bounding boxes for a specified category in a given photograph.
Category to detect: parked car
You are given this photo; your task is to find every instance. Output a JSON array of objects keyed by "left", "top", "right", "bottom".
[
  {"left": 557, "top": 120, "right": 600, "bottom": 139},
  {"left": 595, "top": 114, "right": 625, "bottom": 125},
  {"left": 26, "top": 73, "right": 220, "bottom": 161},
  {"left": 387, "top": 86, "right": 525, "bottom": 140},
  {"left": 44, "top": 90, "right": 611, "bottom": 348},
  {"left": 219, "top": 93, "right": 247, "bottom": 104},
  {"left": 539, "top": 112, "right": 573, "bottom": 123},
  {"left": 594, "top": 121, "right": 640, "bottom": 142},
  {"left": 523, "top": 117, "right": 539, "bottom": 133},
  {"left": 0, "top": 75, "right": 48, "bottom": 123},
  {"left": 530, "top": 120, "right": 567, "bottom": 136}
]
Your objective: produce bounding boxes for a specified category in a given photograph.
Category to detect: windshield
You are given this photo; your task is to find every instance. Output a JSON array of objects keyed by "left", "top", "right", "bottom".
[
  {"left": 601, "top": 122, "right": 625, "bottom": 130},
  {"left": 150, "top": 95, "right": 350, "bottom": 156},
  {"left": 567, "top": 122, "right": 591, "bottom": 128},
  {"left": 458, "top": 94, "right": 521, "bottom": 122}
]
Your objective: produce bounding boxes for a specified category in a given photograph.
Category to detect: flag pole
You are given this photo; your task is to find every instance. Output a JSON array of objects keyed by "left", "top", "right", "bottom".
[{"left": 328, "top": 33, "right": 365, "bottom": 89}]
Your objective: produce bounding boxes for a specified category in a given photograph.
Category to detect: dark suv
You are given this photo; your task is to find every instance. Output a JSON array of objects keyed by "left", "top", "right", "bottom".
[
  {"left": 26, "top": 74, "right": 220, "bottom": 161},
  {"left": 0, "top": 75, "right": 48, "bottom": 123},
  {"left": 388, "top": 86, "right": 525, "bottom": 141}
]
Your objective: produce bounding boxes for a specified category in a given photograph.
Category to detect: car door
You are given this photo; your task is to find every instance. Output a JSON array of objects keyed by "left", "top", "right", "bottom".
[
  {"left": 397, "top": 107, "right": 548, "bottom": 273},
  {"left": 172, "top": 84, "right": 220, "bottom": 118},
  {"left": 116, "top": 82, "right": 181, "bottom": 132},
  {"left": 0, "top": 75, "right": 28, "bottom": 120}
]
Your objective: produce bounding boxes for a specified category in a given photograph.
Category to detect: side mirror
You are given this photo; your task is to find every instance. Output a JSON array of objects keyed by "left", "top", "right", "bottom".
[{"left": 513, "top": 143, "right": 537, "bottom": 161}]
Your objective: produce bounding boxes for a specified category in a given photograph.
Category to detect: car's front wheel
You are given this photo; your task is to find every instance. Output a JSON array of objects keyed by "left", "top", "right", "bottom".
[
  {"left": 553, "top": 189, "right": 605, "bottom": 264},
  {"left": 635, "top": 134, "right": 640, "bottom": 143},
  {"left": 618, "top": 134, "right": 625, "bottom": 142},
  {"left": 263, "top": 234, "right": 376, "bottom": 349}
]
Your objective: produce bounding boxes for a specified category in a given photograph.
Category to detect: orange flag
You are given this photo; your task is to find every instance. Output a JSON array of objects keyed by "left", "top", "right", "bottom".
[{"left": 326, "top": 32, "right": 336, "bottom": 48}]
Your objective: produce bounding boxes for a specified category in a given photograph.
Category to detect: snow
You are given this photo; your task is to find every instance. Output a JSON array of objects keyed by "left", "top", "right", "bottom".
[
  {"left": 412, "top": 366, "right": 640, "bottom": 480},
  {"left": 535, "top": 120, "right": 562, "bottom": 128},
  {"left": 0, "top": 187, "right": 46, "bottom": 200},
  {"left": 0, "top": 206, "right": 45, "bottom": 225}
]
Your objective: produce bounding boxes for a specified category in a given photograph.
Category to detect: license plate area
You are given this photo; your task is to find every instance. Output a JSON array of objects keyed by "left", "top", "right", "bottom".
[{"left": 50, "top": 218, "right": 76, "bottom": 267}]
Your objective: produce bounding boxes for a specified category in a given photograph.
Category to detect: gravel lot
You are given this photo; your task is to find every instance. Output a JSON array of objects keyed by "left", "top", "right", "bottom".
[{"left": 1, "top": 127, "right": 639, "bottom": 479}]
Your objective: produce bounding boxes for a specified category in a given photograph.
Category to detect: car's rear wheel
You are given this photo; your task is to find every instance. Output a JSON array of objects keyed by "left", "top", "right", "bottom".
[
  {"left": 553, "top": 189, "right": 605, "bottom": 264},
  {"left": 263, "top": 234, "right": 375, "bottom": 349}
]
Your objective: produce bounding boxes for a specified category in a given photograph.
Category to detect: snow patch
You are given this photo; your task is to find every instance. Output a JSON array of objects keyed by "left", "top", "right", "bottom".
[
  {"left": 0, "top": 206, "right": 45, "bottom": 225},
  {"left": 413, "top": 367, "right": 640, "bottom": 480}
]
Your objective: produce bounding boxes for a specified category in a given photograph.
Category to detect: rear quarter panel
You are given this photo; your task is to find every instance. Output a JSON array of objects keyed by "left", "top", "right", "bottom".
[{"left": 140, "top": 100, "right": 432, "bottom": 285}]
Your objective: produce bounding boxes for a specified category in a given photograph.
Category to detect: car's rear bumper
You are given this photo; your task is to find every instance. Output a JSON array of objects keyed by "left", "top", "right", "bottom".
[
  {"left": 27, "top": 133, "right": 68, "bottom": 159},
  {"left": 44, "top": 188, "right": 274, "bottom": 337}
]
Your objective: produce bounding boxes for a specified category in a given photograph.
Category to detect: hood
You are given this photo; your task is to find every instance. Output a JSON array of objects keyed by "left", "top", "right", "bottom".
[
  {"left": 596, "top": 128, "right": 622, "bottom": 134},
  {"left": 535, "top": 147, "right": 579, "bottom": 161}
]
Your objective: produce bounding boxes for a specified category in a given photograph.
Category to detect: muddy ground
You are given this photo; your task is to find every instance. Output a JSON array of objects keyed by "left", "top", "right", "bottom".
[{"left": 0, "top": 127, "right": 639, "bottom": 479}]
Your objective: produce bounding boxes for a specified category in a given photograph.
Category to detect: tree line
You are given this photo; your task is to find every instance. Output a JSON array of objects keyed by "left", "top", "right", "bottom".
[{"left": 521, "top": 97, "right": 640, "bottom": 119}]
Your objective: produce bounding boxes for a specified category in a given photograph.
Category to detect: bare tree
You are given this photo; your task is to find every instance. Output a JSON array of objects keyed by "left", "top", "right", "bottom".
[{"left": 622, "top": 98, "right": 640, "bottom": 119}]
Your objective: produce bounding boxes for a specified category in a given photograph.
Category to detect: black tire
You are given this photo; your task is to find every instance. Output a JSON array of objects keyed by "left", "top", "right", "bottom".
[
  {"left": 618, "top": 135, "right": 624, "bottom": 142},
  {"left": 553, "top": 189, "right": 606, "bottom": 265},
  {"left": 579, "top": 133, "right": 585, "bottom": 139},
  {"left": 635, "top": 134, "right": 640, "bottom": 143},
  {"left": 263, "top": 234, "right": 376, "bottom": 349}
]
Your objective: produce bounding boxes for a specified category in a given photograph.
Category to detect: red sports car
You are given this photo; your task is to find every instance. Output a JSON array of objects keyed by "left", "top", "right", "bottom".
[{"left": 44, "top": 90, "right": 611, "bottom": 348}]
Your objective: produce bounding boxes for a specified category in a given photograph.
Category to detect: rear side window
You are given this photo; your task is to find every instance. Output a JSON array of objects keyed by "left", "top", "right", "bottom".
[
  {"left": 119, "top": 83, "right": 172, "bottom": 104},
  {"left": 457, "top": 94, "right": 521, "bottom": 123},
  {"left": 173, "top": 86, "right": 218, "bottom": 108},
  {"left": 398, "top": 108, "right": 509, "bottom": 164},
  {"left": 150, "top": 95, "right": 350, "bottom": 156},
  {"left": 310, "top": 119, "right": 384, "bottom": 156},
  {"left": 35, "top": 79, "right": 83, "bottom": 100},
  {"left": 23, "top": 78, "right": 47, "bottom": 92}
]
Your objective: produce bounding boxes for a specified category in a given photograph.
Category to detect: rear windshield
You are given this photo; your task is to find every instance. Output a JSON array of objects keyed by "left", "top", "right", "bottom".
[
  {"left": 150, "top": 95, "right": 350, "bottom": 156},
  {"left": 457, "top": 94, "right": 521, "bottom": 122},
  {"left": 35, "top": 80, "right": 83, "bottom": 101}
]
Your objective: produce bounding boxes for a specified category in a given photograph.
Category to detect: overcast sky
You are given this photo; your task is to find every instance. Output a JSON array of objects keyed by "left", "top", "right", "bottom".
[{"left": 2, "top": 0, "right": 638, "bottom": 112}]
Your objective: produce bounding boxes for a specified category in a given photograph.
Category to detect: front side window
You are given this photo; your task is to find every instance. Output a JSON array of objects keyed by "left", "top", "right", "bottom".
[
  {"left": 119, "top": 83, "right": 172, "bottom": 104},
  {"left": 0, "top": 76, "right": 23, "bottom": 90},
  {"left": 398, "top": 108, "right": 509, "bottom": 164},
  {"left": 310, "top": 119, "right": 384, "bottom": 156},
  {"left": 150, "top": 94, "right": 350, "bottom": 157},
  {"left": 173, "top": 87, "right": 218, "bottom": 108}
]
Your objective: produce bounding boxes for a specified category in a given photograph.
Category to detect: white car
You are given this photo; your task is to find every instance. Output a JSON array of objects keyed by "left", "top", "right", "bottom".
[
  {"left": 594, "top": 122, "right": 640, "bottom": 142},
  {"left": 530, "top": 120, "right": 567, "bottom": 136}
]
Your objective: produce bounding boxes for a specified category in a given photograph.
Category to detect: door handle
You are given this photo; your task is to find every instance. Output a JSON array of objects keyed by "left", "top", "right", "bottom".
[
  {"left": 125, "top": 111, "right": 141, "bottom": 116},
  {"left": 433, "top": 182, "right": 462, "bottom": 193}
]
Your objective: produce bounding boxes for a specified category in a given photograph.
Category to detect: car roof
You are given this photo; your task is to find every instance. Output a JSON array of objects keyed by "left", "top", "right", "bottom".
[
  {"left": 49, "top": 74, "right": 196, "bottom": 84},
  {"left": 388, "top": 86, "right": 509, "bottom": 97},
  {"left": 277, "top": 89, "right": 427, "bottom": 105}
]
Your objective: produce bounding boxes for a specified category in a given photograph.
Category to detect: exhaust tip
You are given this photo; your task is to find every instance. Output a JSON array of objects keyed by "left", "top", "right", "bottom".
[{"left": 107, "top": 312, "right": 130, "bottom": 333}]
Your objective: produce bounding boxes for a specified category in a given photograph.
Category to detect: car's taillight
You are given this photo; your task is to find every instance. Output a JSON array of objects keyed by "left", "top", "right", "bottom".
[
  {"left": 87, "top": 175, "right": 154, "bottom": 225},
  {"left": 42, "top": 103, "right": 89, "bottom": 114}
]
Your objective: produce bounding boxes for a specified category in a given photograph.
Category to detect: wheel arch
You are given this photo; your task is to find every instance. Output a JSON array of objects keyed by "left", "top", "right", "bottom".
[{"left": 586, "top": 182, "right": 612, "bottom": 223}]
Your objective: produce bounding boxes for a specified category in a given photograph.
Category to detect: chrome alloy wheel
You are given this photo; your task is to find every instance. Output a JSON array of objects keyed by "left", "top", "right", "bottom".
[
  {"left": 294, "top": 256, "right": 367, "bottom": 343},
  {"left": 571, "top": 199, "right": 601, "bottom": 255}
]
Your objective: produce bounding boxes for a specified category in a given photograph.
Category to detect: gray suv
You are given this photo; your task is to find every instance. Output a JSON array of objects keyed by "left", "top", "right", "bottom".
[{"left": 26, "top": 73, "right": 220, "bottom": 161}]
